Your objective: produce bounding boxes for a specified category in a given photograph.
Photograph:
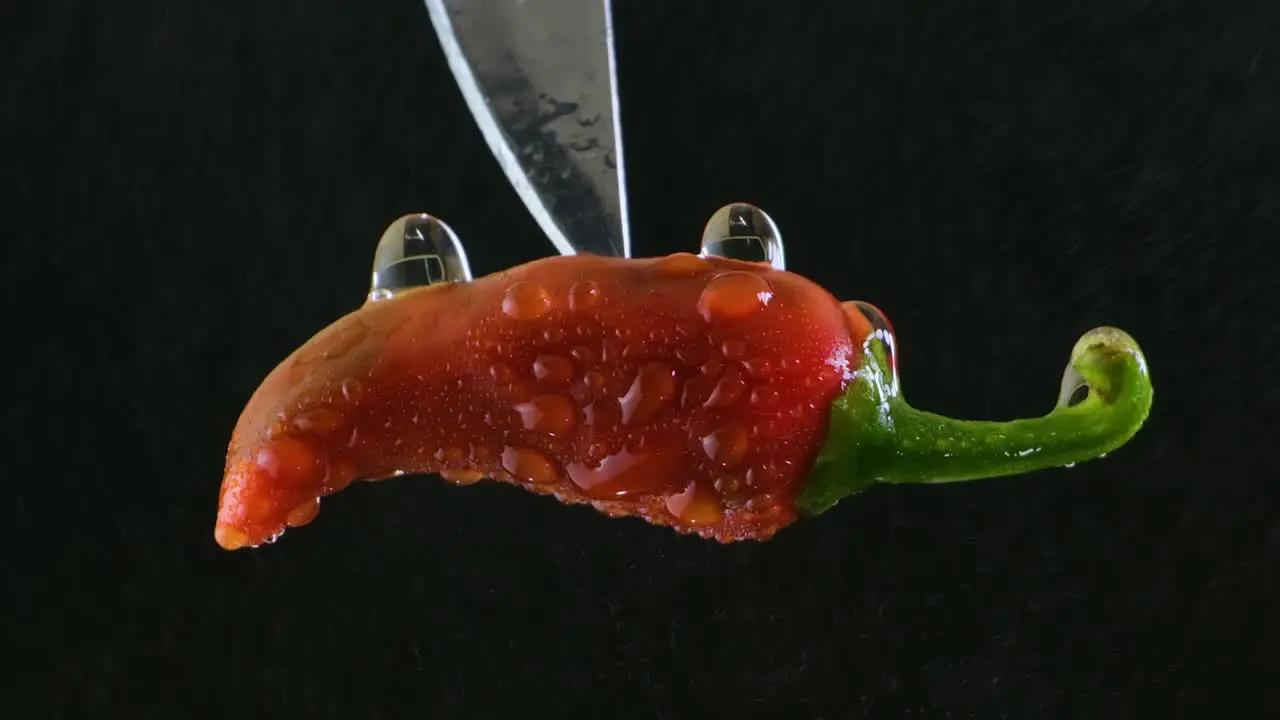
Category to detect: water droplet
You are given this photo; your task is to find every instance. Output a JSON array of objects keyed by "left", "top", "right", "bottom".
[
  {"left": 513, "top": 394, "right": 579, "bottom": 435},
  {"left": 323, "top": 459, "right": 359, "bottom": 494},
  {"left": 652, "top": 252, "right": 709, "bottom": 276},
  {"left": 292, "top": 407, "right": 345, "bottom": 437},
  {"left": 713, "top": 475, "right": 742, "bottom": 495},
  {"left": 844, "top": 300, "right": 898, "bottom": 373},
  {"left": 569, "top": 280, "right": 601, "bottom": 310},
  {"left": 285, "top": 497, "right": 321, "bottom": 528},
  {"left": 533, "top": 355, "right": 575, "bottom": 386},
  {"left": 502, "top": 282, "right": 552, "bottom": 320},
  {"left": 721, "top": 339, "right": 746, "bottom": 359},
  {"left": 699, "top": 202, "right": 785, "bottom": 271},
  {"left": 489, "top": 363, "right": 513, "bottom": 385},
  {"left": 600, "top": 338, "right": 620, "bottom": 363},
  {"left": 1058, "top": 364, "right": 1090, "bottom": 409},
  {"left": 853, "top": 301, "right": 895, "bottom": 339},
  {"left": 340, "top": 378, "right": 364, "bottom": 404},
  {"left": 441, "top": 468, "right": 484, "bottom": 485},
  {"left": 751, "top": 462, "right": 783, "bottom": 487},
  {"left": 665, "top": 480, "right": 724, "bottom": 526},
  {"left": 700, "top": 358, "right": 724, "bottom": 377},
  {"left": 566, "top": 440, "right": 683, "bottom": 499},
  {"left": 501, "top": 446, "right": 560, "bottom": 484},
  {"left": 435, "top": 446, "right": 464, "bottom": 464},
  {"left": 620, "top": 362, "right": 678, "bottom": 425},
  {"left": 704, "top": 366, "right": 748, "bottom": 408},
  {"left": 743, "top": 357, "right": 774, "bottom": 377},
  {"left": 266, "top": 417, "right": 287, "bottom": 440},
  {"left": 746, "top": 492, "right": 781, "bottom": 511},
  {"left": 701, "top": 422, "right": 749, "bottom": 466},
  {"left": 582, "top": 371, "right": 608, "bottom": 398},
  {"left": 571, "top": 346, "right": 596, "bottom": 365},
  {"left": 484, "top": 407, "right": 515, "bottom": 429},
  {"left": 254, "top": 436, "right": 318, "bottom": 485},
  {"left": 544, "top": 326, "right": 565, "bottom": 342},
  {"left": 698, "top": 272, "right": 773, "bottom": 322},
  {"left": 369, "top": 213, "right": 472, "bottom": 301},
  {"left": 749, "top": 386, "right": 780, "bottom": 406}
]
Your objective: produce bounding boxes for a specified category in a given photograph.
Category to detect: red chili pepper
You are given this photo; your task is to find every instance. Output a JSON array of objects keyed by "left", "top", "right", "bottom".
[{"left": 215, "top": 253, "right": 1152, "bottom": 550}]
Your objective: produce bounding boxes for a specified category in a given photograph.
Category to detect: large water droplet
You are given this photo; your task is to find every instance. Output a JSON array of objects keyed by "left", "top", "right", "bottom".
[
  {"left": 566, "top": 441, "right": 683, "bottom": 499},
  {"left": 699, "top": 202, "right": 786, "bottom": 271},
  {"left": 1058, "top": 364, "right": 1089, "bottom": 410},
  {"left": 701, "top": 421, "right": 749, "bottom": 467},
  {"left": 501, "top": 282, "right": 551, "bottom": 319},
  {"left": 513, "top": 394, "right": 579, "bottom": 435},
  {"left": 533, "top": 354, "right": 576, "bottom": 387},
  {"left": 703, "top": 366, "right": 748, "bottom": 408},
  {"left": 847, "top": 300, "right": 899, "bottom": 393},
  {"left": 852, "top": 301, "right": 894, "bottom": 337},
  {"left": 441, "top": 468, "right": 484, "bottom": 485},
  {"left": 697, "top": 272, "right": 773, "bottom": 322},
  {"left": 285, "top": 497, "right": 321, "bottom": 528},
  {"left": 369, "top": 214, "right": 472, "bottom": 302},
  {"left": 665, "top": 480, "right": 724, "bottom": 527},
  {"left": 501, "top": 446, "right": 561, "bottom": 485},
  {"left": 620, "top": 362, "right": 677, "bottom": 425}
]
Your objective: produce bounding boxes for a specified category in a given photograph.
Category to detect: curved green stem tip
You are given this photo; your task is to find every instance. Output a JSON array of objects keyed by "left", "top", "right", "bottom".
[{"left": 796, "top": 326, "right": 1154, "bottom": 515}]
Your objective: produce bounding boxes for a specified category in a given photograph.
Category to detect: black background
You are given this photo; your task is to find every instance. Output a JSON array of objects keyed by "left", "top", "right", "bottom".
[{"left": 10, "top": 0, "right": 1279, "bottom": 717}]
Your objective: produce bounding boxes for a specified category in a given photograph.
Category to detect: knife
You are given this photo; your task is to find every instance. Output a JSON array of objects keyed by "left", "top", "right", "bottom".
[{"left": 424, "top": 0, "right": 631, "bottom": 259}]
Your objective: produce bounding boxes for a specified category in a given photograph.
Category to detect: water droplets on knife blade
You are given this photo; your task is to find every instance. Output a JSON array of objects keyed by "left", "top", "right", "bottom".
[{"left": 425, "top": 0, "right": 631, "bottom": 259}]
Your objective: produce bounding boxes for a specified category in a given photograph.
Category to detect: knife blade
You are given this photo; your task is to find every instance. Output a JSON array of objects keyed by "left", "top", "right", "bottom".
[{"left": 425, "top": 0, "right": 632, "bottom": 258}]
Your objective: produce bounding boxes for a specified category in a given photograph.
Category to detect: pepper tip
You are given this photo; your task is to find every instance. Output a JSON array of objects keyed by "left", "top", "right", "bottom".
[
  {"left": 214, "top": 524, "right": 249, "bottom": 551},
  {"left": 1058, "top": 325, "right": 1152, "bottom": 413}
]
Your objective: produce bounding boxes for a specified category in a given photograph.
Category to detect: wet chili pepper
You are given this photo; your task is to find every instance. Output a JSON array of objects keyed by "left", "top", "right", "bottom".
[{"left": 214, "top": 252, "right": 1152, "bottom": 550}]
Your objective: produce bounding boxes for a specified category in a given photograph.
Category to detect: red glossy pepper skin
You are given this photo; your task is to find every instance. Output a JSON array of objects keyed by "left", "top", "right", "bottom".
[{"left": 216, "top": 253, "right": 874, "bottom": 549}]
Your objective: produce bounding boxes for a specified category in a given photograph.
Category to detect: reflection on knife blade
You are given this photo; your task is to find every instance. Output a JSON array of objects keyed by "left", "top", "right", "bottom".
[{"left": 425, "top": 0, "right": 631, "bottom": 259}]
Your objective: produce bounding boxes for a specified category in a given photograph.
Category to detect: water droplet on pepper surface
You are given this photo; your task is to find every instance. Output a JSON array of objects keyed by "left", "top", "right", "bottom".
[
  {"left": 698, "top": 272, "right": 773, "bottom": 322},
  {"left": 699, "top": 202, "right": 786, "bottom": 271},
  {"left": 369, "top": 213, "right": 472, "bottom": 301}
]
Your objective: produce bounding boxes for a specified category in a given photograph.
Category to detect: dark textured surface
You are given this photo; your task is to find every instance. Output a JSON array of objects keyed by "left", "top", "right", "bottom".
[{"left": 9, "top": 0, "right": 1279, "bottom": 716}]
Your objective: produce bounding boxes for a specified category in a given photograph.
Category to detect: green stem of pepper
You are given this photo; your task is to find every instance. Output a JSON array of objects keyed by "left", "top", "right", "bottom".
[{"left": 795, "top": 326, "right": 1154, "bottom": 515}]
